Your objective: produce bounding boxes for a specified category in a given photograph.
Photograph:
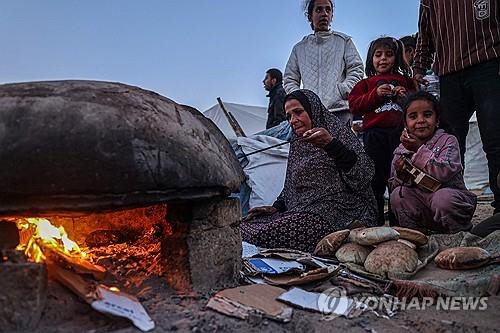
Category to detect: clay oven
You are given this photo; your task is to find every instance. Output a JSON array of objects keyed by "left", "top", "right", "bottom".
[{"left": 0, "top": 80, "right": 245, "bottom": 329}]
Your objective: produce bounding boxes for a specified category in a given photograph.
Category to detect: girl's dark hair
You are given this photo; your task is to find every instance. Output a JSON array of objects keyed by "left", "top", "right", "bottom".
[
  {"left": 400, "top": 34, "right": 418, "bottom": 50},
  {"left": 401, "top": 90, "right": 441, "bottom": 124},
  {"left": 365, "top": 37, "right": 412, "bottom": 77},
  {"left": 303, "top": 0, "right": 334, "bottom": 30}
]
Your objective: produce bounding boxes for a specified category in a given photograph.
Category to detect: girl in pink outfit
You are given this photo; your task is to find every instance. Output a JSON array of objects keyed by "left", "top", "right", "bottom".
[{"left": 390, "top": 91, "right": 476, "bottom": 234}]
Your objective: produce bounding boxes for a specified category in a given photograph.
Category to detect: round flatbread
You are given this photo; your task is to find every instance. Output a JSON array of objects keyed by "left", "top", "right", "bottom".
[
  {"left": 364, "top": 240, "right": 418, "bottom": 277},
  {"left": 335, "top": 243, "right": 372, "bottom": 265},
  {"left": 348, "top": 228, "right": 364, "bottom": 243},
  {"left": 397, "top": 239, "right": 417, "bottom": 250},
  {"left": 350, "top": 227, "right": 400, "bottom": 246},
  {"left": 434, "top": 247, "right": 491, "bottom": 270},
  {"left": 392, "top": 227, "right": 428, "bottom": 246},
  {"left": 313, "top": 229, "right": 350, "bottom": 257}
]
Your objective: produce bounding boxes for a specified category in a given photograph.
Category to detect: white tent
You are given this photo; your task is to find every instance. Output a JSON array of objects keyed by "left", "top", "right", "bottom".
[
  {"left": 203, "top": 102, "right": 267, "bottom": 139},
  {"left": 464, "top": 113, "right": 489, "bottom": 190}
]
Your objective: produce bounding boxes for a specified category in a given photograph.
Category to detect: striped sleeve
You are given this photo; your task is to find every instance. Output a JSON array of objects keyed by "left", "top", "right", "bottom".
[{"left": 414, "top": 0, "right": 435, "bottom": 75}]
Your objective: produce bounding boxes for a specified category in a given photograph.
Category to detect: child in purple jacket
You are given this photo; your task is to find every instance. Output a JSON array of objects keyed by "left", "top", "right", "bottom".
[{"left": 390, "top": 91, "right": 476, "bottom": 234}]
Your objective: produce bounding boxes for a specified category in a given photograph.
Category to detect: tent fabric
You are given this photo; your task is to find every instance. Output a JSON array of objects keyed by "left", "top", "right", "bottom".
[
  {"left": 464, "top": 114, "right": 489, "bottom": 190},
  {"left": 237, "top": 135, "right": 289, "bottom": 209},
  {"left": 231, "top": 122, "right": 293, "bottom": 216},
  {"left": 203, "top": 102, "right": 268, "bottom": 139}
]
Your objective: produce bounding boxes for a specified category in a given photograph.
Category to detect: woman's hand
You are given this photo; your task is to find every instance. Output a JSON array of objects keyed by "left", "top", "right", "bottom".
[
  {"left": 243, "top": 206, "right": 277, "bottom": 222},
  {"left": 376, "top": 84, "right": 393, "bottom": 97},
  {"left": 302, "top": 128, "right": 333, "bottom": 148},
  {"left": 401, "top": 128, "right": 424, "bottom": 152}
]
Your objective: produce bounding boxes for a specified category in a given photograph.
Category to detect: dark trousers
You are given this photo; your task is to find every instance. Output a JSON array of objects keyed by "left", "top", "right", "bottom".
[
  {"left": 440, "top": 59, "right": 500, "bottom": 214},
  {"left": 363, "top": 127, "right": 401, "bottom": 225}
]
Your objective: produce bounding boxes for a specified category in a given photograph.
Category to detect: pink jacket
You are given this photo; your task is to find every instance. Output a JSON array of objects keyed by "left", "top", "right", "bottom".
[{"left": 390, "top": 129, "right": 467, "bottom": 191}]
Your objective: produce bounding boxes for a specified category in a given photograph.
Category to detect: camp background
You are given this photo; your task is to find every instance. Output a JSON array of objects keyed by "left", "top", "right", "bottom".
[{"left": 0, "top": 0, "right": 419, "bottom": 111}]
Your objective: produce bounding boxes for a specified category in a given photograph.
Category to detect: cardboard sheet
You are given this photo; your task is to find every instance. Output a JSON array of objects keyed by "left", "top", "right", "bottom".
[{"left": 206, "top": 284, "right": 292, "bottom": 322}]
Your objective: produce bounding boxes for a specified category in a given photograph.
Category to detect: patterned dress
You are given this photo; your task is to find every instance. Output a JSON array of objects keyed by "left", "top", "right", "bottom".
[{"left": 240, "top": 90, "right": 377, "bottom": 252}]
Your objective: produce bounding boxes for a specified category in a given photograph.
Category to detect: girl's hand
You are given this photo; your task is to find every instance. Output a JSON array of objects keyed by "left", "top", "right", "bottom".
[
  {"left": 392, "top": 86, "right": 407, "bottom": 97},
  {"left": 302, "top": 128, "right": 333, "bottom": 148},
  {"left": 244, "top": 206, "right": 277, "bottom": 221},
  {"left": 394, "top": 157, "right": 406, "bottom": 177},
  {"left": 394, "top": 157, "right": 413, "bottom": 184},
  {"left": 414, "top": 74, "right": 428, "bottom": 86},
  {"left": 400, "top": 129, "right": 424, "bottom": 152},
  {"left": 376, "top": 84, "right": 393, "bottom": 97}
]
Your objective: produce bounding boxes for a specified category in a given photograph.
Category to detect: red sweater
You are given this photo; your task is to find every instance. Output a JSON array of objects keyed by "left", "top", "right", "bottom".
[{"left": 349, "top": 73, "right": 416, "bottom": 130}]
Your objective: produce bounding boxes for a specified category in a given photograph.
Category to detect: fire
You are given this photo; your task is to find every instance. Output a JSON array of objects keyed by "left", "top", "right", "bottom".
[{"left": 16, "top": 217, "right": 87, "bottom": 263}]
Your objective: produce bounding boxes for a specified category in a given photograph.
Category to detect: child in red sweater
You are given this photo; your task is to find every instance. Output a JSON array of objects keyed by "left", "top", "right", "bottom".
[{"left": 349, "top": 37, "right": 416, "bottom": 225}]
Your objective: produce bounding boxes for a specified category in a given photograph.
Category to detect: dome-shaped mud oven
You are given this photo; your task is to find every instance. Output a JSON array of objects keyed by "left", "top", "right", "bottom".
[
  {"left": 0, "top": 80, "right": 243, "bottom": 212},
  {"left": 0, "top": 80, "right": 244, "bottom": 331}
]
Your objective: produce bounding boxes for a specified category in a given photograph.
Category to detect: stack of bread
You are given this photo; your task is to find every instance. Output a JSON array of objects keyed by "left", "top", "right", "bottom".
[{"left": 313, "top": 226, "right": 428, "bottom": 278}]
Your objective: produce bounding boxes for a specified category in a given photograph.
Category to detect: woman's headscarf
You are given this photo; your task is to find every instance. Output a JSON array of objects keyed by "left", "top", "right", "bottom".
[{"left": 284, "top": 89, "right": 348, "bottom": 138}]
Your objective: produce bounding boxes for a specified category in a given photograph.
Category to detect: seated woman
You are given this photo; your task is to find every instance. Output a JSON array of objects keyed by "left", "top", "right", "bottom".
[
  {"left": 240, "top": 89, "right": 378, "bottom": 252},
  {"left": 390, "top": 91, "right": 477, "bottom": 234}
]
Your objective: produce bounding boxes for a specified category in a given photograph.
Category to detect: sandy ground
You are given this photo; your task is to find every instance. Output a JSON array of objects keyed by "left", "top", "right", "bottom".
[{"left": 19, "top": 201, "right": 500, "bottom": 333}]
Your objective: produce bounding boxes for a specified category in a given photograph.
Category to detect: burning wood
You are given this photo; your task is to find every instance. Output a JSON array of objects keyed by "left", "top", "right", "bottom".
[
  {"left": 15, "top": 217, "right": 106, "bottom": 279},
  {"left": 43, "top": 245, "right": 106, "bottom": 280},
  {"left": 12, "top": 217, "right": 107, "bottom": 284},
  {"left": 48, "top": 262, "right": 96, "bottom": 303},
  {"left": 16, "top": 218, "right": 86, "bottom": 260},
  {"left": 10, "top": 217, "right": 154, "bottom": 331}
]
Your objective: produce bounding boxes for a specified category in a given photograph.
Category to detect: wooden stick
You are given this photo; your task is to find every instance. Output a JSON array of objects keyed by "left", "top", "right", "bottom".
[
  {"left": 48, "top": 262, "right": 96, "bottom": 303},
  {"left": 238, "top": 137, "right": 301, "bottom": 159},
  {"left": 40, "top": 242, "right": 106, "bottom": 280},
  {"left": 217, "top": 97, "right": 246, "bottom": 137}
]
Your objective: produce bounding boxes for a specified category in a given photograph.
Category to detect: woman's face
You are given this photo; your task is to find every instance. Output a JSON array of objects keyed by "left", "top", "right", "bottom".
[
  {"left": 405, "top": 100, "right": 438, "bottom": 141},
  {"left": 285, "top": 99, "right": 312, "bottom": 136}
]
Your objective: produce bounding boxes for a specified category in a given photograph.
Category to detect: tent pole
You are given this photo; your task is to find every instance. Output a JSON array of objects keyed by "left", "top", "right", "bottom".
[{"left": 217, "top": 97, "right": 246, "bottom": 137}]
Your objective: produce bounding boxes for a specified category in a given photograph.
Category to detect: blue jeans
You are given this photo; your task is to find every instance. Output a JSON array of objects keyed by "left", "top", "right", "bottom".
[{"left": 440, "top": 58, "right": 500, "bottom": 214}]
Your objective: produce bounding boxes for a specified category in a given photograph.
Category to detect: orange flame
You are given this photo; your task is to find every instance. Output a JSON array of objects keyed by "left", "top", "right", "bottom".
[{"left": 16, "top": 218, "right": 87, "bottom": 263}]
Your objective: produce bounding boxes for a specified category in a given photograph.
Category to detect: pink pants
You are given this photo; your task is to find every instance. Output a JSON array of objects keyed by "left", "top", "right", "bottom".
[{"left": 390, "top": 186, "right": 476, "bottom": 234}]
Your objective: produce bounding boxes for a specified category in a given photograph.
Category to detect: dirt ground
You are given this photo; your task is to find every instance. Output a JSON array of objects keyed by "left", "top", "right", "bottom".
[{"left": 18, "top": 201, "right": 500, "bottom": 333}]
